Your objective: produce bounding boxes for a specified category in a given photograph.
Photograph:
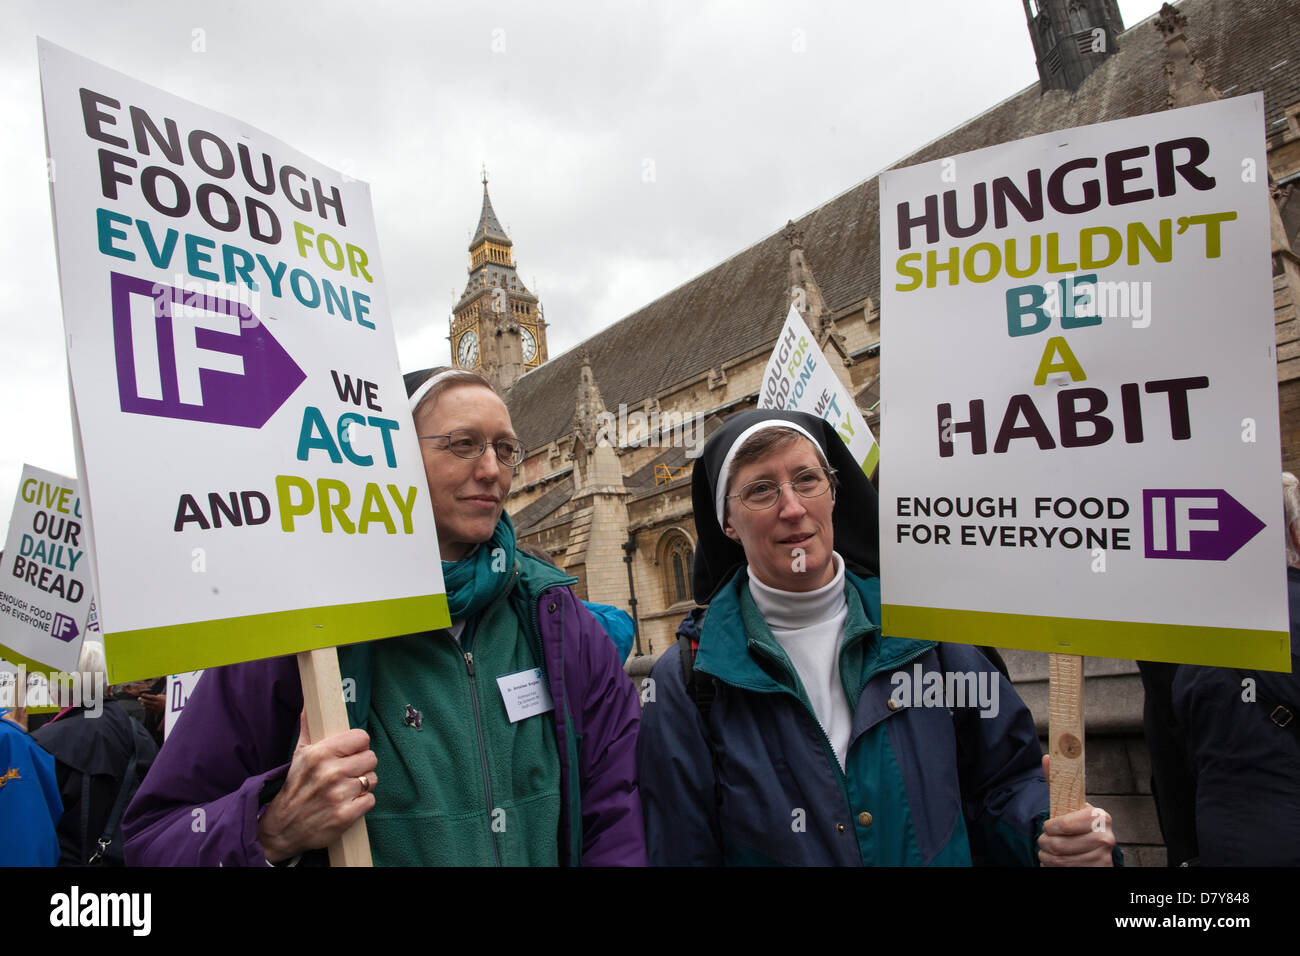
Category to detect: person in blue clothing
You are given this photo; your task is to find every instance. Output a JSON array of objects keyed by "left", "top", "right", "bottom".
[
  {"left": 518, "top": 543, "right": 636, "bottom": 664},
  {"left": 1, "top": 688, "right": 63, "bottom": 866},
  {"left": 638, "top": 409, "right": 1117, "bottom": 866},
  {"left": 583, "top": 603, "right": 635, "bottom": 665}
]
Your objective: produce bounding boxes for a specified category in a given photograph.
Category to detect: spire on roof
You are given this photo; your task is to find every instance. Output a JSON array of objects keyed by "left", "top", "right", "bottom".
[
  {"left": 575, "top": 356, "right": 600, "bottom": 440},
  {"left": 470, "top": 169, "right": 511, "bottom": 249},
  {"left": 784, "top": 219, "right": 841, "bottom": 351},
  {"left": 575, "top": 352, "right": 607, "bottom": 436},
  {"left": 571, "top": 353, "right": 624, "bottom": 493},
  {"left": 1155, "top": 2, "right": 1220, "bottom": 109}
]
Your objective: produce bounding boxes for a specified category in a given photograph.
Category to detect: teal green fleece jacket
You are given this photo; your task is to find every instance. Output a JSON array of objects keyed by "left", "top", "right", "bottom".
[{"left": 340, "top": 558, "right": 573, "bottom": 866}]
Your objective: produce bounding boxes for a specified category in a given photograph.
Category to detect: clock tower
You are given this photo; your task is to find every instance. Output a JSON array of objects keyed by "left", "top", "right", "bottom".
[{"left": 449, "top": 170, "right": 549, "bottom": 392}]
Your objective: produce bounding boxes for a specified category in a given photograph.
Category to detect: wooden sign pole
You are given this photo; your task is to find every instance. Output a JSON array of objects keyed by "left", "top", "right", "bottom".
[
  {"left": 1048, "top": 652, "right": 1086, "bottom": 817},
  {"left": 297, "top": 647, "right": 373, "bottom": 867}
]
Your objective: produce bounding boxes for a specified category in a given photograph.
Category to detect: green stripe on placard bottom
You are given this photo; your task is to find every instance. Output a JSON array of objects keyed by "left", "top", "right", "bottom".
[
  {"left": 0, "top": 644, "right": 67, "bottom": 713},
  {"left": 102, "top": 593, "right": 450, "bottom": 684},
  {"left": 0, "top": 643, "right": 66, "bottom": 678},
  {"left": 881, "top": 604, "right": 1292, "bottom": 672},
  {"left": 861, "top": 443, "right": 880, "bottom": 479}
]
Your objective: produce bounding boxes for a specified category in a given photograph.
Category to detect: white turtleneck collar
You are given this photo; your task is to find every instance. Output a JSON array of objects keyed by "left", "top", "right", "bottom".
[
  {"left": 747, "top": 551, "right": 846, "bottom": 632},
  {"left": 744, "top": 551, "right": 852, "bottom": 769}
]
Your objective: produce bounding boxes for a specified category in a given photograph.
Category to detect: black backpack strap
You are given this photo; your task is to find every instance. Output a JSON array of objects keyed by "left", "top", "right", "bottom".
[
  {"left": 678, "top": 633, "right": 716, "bottom": 722},
  {"left": 88, "top": 733, "right": 141, "bottom": 865},
  {"left": 678, "top": 633, "right": 722, "bottom": 807},
  {"left": 79, "top": 772, "right": 93, "bottom": 865}
]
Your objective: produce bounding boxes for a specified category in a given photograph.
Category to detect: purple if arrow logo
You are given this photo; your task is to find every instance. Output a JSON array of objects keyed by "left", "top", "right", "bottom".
[
  {"left": 110, "top": 272, "right": 305, "bottom": 428},
  {"left": 50, "top": 613, "right": 79, "bottom": 643},
  {"left": 1143, "top": 489, "right": 1267, "bottom": 561}
]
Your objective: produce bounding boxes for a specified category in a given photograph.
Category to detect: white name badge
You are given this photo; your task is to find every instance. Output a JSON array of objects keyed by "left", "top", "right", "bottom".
[{"left": 496, "top": 667, "right": 555, "bottom": 723}]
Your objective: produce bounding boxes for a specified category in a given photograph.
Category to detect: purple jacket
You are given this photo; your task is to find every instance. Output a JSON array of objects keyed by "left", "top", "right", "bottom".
[{"left": 122, "top": 566, "right": 646, "bottom": 866}]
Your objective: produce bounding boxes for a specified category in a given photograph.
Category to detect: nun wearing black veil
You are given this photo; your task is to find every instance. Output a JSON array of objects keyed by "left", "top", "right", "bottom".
[{"left": 637, "top": 409, "right": 1117, "bottom": 866}]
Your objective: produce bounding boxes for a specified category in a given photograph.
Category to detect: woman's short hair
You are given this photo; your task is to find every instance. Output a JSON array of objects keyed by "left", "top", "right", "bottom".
[
  {"left": 75, "top": 640, "right": 107, "bottom": 684},
  {"left": 409, "top": 366, "right": 498, "bottom": 425}
]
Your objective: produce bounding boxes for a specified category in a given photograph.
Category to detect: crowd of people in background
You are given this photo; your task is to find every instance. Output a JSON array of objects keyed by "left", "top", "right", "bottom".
[
  {"left": 2, "top": 642, "right": 159, "bottom": 865},
  {"left": 1, "top": 369, "right": 1296, "bottom": 866}
]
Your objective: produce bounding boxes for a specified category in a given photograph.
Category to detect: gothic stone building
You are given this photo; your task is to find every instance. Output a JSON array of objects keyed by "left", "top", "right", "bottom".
[{"left": 430, "top": 0, "right": 1300, "bottom": 864}]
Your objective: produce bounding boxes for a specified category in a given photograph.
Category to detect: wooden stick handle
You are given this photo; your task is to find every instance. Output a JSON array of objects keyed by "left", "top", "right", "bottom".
[
  {"left": 297, "top": 647, "right": 373, "bottom": 867},
  {"left": 1048, "top": 652, "right": 1086, "bottom": 817}
]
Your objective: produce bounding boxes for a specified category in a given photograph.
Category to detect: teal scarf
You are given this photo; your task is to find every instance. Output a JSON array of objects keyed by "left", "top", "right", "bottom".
[{"left": 442, "top": 512, "right": 517, "bottom": 621}]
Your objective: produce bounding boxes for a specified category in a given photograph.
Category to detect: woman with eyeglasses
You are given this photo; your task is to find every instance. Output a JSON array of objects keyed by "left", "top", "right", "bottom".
[
  {"left": 637, "top": 409, "right": 1118, "bottom": 866},
  {"left": 123, "top": 367, "right": 646, "bottom": 866}
]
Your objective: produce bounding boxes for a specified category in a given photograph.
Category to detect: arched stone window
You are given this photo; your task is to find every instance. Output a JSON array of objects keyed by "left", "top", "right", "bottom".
[
  {"left": 671, "top": 552, "right": 688, "bottom": 603},
  {"left": 658, "top": 529, "right": 695, "bottom": 606}
]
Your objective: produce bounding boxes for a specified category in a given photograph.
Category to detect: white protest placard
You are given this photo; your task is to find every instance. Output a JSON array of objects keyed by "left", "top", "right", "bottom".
[
  {"left": 879, "top": 94, "right": 1288, "bottom": 671},
  {"left": 759, "top": 307, "right": 880, "bottom": 477},
  {"left": 0, "top": 662, "right": 58, "bottom": 715},
  {"left": 0, "top": 662, "right": 16, "bottom": 712},
  {"left": 0, "top": 465, "right": 91, "bottom": 674},
  {"left": 164, "top": 670, "right": 203, "bottom": 740},
  {"left": 39, "top": 41, "right": 448, "bottom": 683},
  {"left": 85, "top": 598, "right": 100, "bottom": 638}
]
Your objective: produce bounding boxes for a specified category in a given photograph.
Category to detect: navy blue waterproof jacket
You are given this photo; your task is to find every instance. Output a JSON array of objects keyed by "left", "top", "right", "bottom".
[
  {"left": 1171, "top": 566, "right": 1300, "bottom": 865},
  {"left": 638, "top": 567, "right": 1050, "bottom": 866}
]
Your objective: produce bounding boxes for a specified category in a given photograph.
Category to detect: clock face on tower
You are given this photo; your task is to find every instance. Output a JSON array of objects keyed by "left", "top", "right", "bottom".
[
  {"left": 457, "top": 330, "right": 480, "bottom": 368},
  {"left": 521, "top": 325, "right": 537, "bottom": 363}
]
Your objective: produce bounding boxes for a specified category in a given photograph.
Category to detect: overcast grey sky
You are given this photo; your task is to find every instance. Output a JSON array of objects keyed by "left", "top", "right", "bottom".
[{"left": 1, "top": 0, "right": 1169, "bottom": 539}]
